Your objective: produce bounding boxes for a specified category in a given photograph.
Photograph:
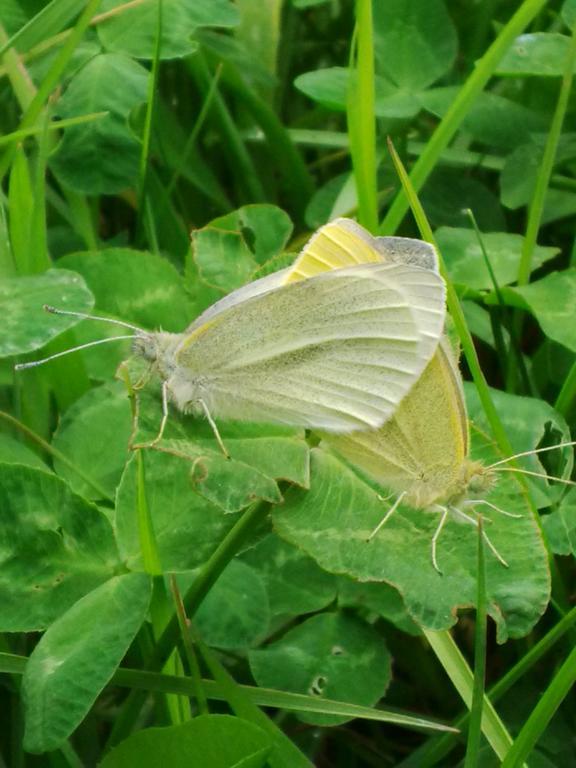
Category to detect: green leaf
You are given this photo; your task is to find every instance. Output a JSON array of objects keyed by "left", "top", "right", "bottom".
[
  {"left": 0, "top": 464, "right": 120, "bottom": 631},
  {"left": 50, "top": 53, "right": 148, "bottom": 195},
  {"left": 421, "top": 171, "right": 506, "bottom": 231},
  {"left": 192, "top": 226, "right": 259, "bottom": 293},
  {"left": 294, "top": 67, "right": 421, "bottom": 119},
  {"left": 542, "top": 488, "right": 576, "bottom": 556},
  {"left": 100, "top": 715, "right": 271, "bottom": 768},
  {"left": 0, "top": 434, "right": 47, "bottom": 469},
  {"left": 337, "top": 578, "right": 421, "bottom": 636},
  {"left": 503, "top": 270, "right": 576, "bottom": 352},
  {"left": 52, "top": 382, "right": 132, "bottom": 500},
  {"left": 97, "top": 0, "right": 239, "bottom": 60},
  {"left": 372, "top": 0, "right": 457, "bottom": 91},
  {"left": 116, "top": 420, "right": 309, "bottom": 570},
  {"left": 210, "top": 205, "right": 294, "bottom": 266},
  {"left": 420, "top": 88, "right": 546, "bottom": 148},
  {"left": 193, "top": 560, "right": 270, "bottom": 649},
  {"left": 496, "top": 33, "right": 574, "bottom": 76},
  {"left": 116, "top": 450, "right": 235, "bottom": 571},
  {"left": 0, "top": 269, "right": 93, "bottom": 358},
  {"left": 0, "top": 0, "right": 28, "bottom": 36},
  {"left": 57, "top": 248, "right": 195, "bottom": 331},
  {"left": 435, "top": 228, "right": 559, "bottom": 290},
  {"left": 23, "top": 573, "right": 151, "bottom": 753},
  {"left": 241, "top": 534, "right": 337, "bottom": 620},
  {"left": 465, "top": 384, "right": 572, "bottom": 508},
  {"left": 161, "top": 439, "right": 283, "bottom": 512},
  {"left": 249, "top": 612, "right": 391, "bottom": 726},
  {"left": 273, "top": 435, "right": 549, "bottom": 642}
]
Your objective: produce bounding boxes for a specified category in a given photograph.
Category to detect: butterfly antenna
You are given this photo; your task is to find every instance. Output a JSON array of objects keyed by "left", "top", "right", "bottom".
[
  {"left": 488, "top": 441, "right": 576, "bottom": 469},
  {"left": 14, "top": 335, "right": 136, "bottom": 370},
  {"left": 493, "top": 467, "right": 576, "bottom": 487},
  {"left": 43, "top": 304, "right": 146, "bottom": 334}
]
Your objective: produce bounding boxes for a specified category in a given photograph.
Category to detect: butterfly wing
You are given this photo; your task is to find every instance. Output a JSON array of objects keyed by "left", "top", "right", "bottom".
[
  {"left": 170, "top": 262, "right": 446, "bottom": 431},
  {"left": 325, "top": 338, "right": 469, "bottom": 506}
]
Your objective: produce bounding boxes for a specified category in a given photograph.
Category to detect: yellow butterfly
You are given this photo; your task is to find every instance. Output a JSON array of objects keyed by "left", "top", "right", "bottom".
[{"left": 283, "top": 218, "right": 566, "bottom": 572}]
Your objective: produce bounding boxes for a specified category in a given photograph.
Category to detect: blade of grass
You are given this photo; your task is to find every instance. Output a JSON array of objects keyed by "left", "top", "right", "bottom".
[
  {"left": 554, "top": 361, "right": 576, "bottom": 419},
  {"left": 501, "top": 642, "right": 576, "bottom": 767},
  {"left": 508, "top": 22, "right": 576, "bottom": 392},
  {"left": 0, "top": 0, "right": 85, "bottom": 59},
  {"left": 0, "top": 112, "right": 109, "bottom": 148},
  {"left": 424, "top": 630, "right": 514, "bottom": 762},
  {"left": 403, "top": 603, "right": 576, "bottom": 767},
  {"left": 136, "top": 0, "right": 162, "bottom": 247},
  {"left": 107, "top": 499, "right": 273, "bottom": 747},
  {"left": 347, "top": 0, "right": 378, "bottom": 232},
  {"left": 186, "top": 52, "right": 266, "bottom": 203},
  {"left": 0, "top": 0, "right": 102, "bottom": 184},
  {"left": 386, "top": 137, "right": 515, "bottom": 460},
  {"left": 213, "top": 61, "right": 314, "bottom": 221},
  {"left": 0, "top": 651, "right": 457, "bottom": 734},
  {"left": 380, "top": 0, "right": 548, "bottom": 235},
  {"left": 464, "top": 517, "right": 487, "bottom": 767}
]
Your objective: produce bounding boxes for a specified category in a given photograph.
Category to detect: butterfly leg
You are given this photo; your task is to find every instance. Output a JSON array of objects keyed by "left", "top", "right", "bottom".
[
  {"left": 367, "top": 491, "right": 407, "bottom": 542},
  {"left": 198, "top": 398, "right": 229, "bottom": 459},
  {"left": 463, "top": 499, "right": 522, "bottom": 519},
  {"left": 431, "top": 506, "right": 449, "bottom": 574},
  {"left": 451, "top": 506, "right": 509, "bottom": 568},
  {"left": 130, "top": 380, "right": 170, "bottom": 449}
]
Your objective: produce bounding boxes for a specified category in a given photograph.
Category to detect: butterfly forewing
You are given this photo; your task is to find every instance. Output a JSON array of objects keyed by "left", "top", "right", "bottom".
[{"left": 172, "top": 262, "right": 445, "bottom": 431}]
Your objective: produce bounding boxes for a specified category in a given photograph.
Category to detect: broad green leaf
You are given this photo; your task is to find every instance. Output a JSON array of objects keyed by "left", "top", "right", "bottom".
[
  {"left": 53, "top": 247, "right": 194, "bottom": 380},
  {"left": 502, "top": 270, "right": 576, "bottom": 353},
  {"left": 100, "top": 715, "right": 271, "bottom": 768},
  {"left": 210, "top": 205, "right": 294, "bottom": 266},
  {"left": 294, "top": 68, "right": 421, "bottom": 119},
  {"left": 57, "top": 248, "right": 195, "bottom": 331},
  {"left": 337, "top": 578, "right": 421, "bottom": 636},
  {"left": 0, "top": 269, "right": 93, "bottom": 358},
  {"left": 50, "top": 53, "right": 148, "bottom": 195},
  {"left": 133, "top": 396, "right": 310, "bottom": 489},
  {"left": 372, "top": 0, "right": 457, "bottom": 91},
  {"left": 496, "top": 33, "right": 574, "bottom": 77},
  {"left": 421, "top": 172, "right": 506, "bottom": 231},
  {"left": 52, "top": 382, "right": 132, "bottom": 500},
  {"left": 241, "top": 534, "right": 337, "bottom": 619},
  {"left": 542, "top": 488, "right": 576, "bottom": 556},
  {"left": 563, "top": 0, "right": 576, "bottom": 27},
  {"left": 116, "top": 450, "right": 236, "bottom": 572},
  {"left": 465, "top": 384, "right": 573, "bottom": 508},
  {"left": 0, "top": 434, "right": 47, "bottom": 469},
  {"left": 435, "top": 228, "right": 558, "bottom": 290},
  {"left": 192, "top": 226, "right": 259, "bottom": 294},
  {"left": 249, "top": 612, "right": 392, "bottom": 726},
  {"left": 23, "top": 573, "right": 151, "bottom": 753},
  {"left": 420, "top": 88, "right": 546, "bottom": 149},
  {"left": 272, "top": 436, "right": 549, "bottom": 642},
  {"left": 97, "top": 0, "right": 239, "bottom": 60},
  {"left": 0, "top": 464, "right": 120, "bottom": 631},
  {"left": 194, "top": 560, "right": 270, "bottom": 649},
  {"left": 116, "top": 419, "right": 309, "bottom": 570},
  {"left": 161, "top": 439, "right": 283, "bottom": 512},
  {"left": 501, "top": 141, "right": 576, "bottom": 221},
  {"left": 500, "top": 142, "right": 543, "bottom": 209},
  {"left": 0, "top": 0, "right": 28, "bottom": 35}
]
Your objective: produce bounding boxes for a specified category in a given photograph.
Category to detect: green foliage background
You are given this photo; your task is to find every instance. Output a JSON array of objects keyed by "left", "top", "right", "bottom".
[{"left": 1, "top": 1, "right": 576, "bottom": 766}]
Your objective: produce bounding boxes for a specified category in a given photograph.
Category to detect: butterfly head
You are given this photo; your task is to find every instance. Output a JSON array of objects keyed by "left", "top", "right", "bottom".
[{"left": 132, "top": 332, "right": 180, "bottom": 377}]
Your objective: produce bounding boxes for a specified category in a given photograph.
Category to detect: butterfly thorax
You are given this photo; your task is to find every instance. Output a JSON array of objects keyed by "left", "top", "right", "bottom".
[{"left": 405, "top": 459, "right": 494, "bottom": 509}]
